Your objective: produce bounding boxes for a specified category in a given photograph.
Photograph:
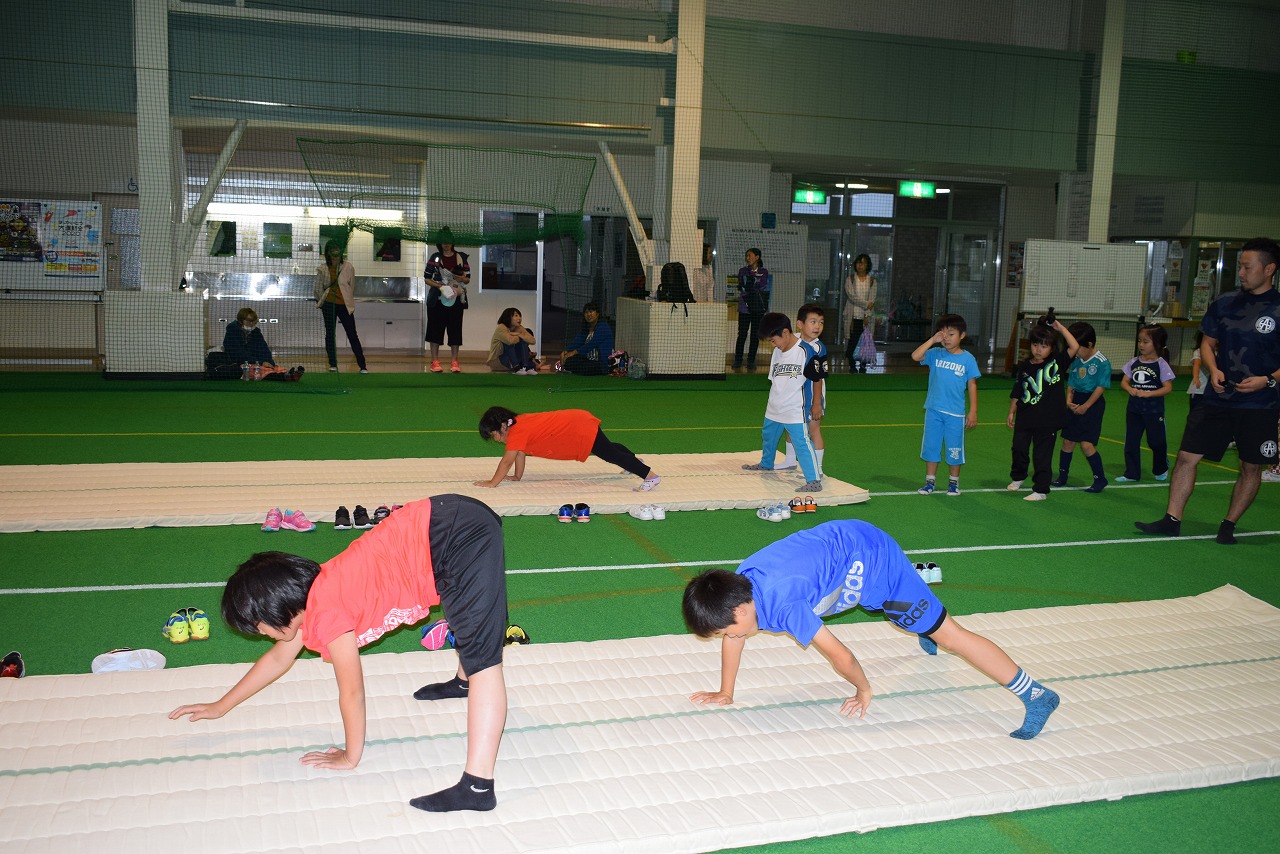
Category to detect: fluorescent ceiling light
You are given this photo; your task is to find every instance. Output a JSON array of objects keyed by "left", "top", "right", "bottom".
[
  {"left": 835, "top": 183, "right": 846, "bottom": 189},
  {"left": 848, "top": 183, "right": 869, "bottom": 189},
  {"left": 936, "top": 188, "right": 951, "bottom": 194},
  {"left": 204, "top": 202, "right": 404, "bottom": 221}
]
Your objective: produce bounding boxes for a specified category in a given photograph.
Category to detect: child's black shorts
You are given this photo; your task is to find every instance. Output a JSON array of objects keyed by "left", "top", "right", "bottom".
[
  {"left": 429, "top": 494, "right": 508, "bottom": 676},
  {"left": 1061, "top": 390, "right": 1105, "bottom": 444}
]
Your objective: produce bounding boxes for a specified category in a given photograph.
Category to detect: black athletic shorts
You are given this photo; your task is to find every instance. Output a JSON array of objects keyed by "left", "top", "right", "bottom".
[
  {"left": 1061, "top": 390, "right": 1105, "bottom": 444},
  {"left": 1179, "top": 404, "right": 1280, "bottom": 465},
  {"left": 428, "top": 494, "right": 508, "bottom": 676},
  {"left": 425, "top": 301, "right": 464, "bottom": 346}
]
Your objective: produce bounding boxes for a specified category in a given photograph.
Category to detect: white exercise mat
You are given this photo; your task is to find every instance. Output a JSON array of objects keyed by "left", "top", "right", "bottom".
[
  {"left": 2, "top": 586, "right": 1277, "bottom": 853},
  {"left": 0, "top": 452, "right": 869, "bottom": 532}
]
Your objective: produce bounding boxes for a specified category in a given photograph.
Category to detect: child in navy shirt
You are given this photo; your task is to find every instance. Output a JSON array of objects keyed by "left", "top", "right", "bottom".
[
  {"left": 681, "top": 520, "right": 1060, "bottom": 739},
  {"left": 1007, "top": 317, "right": 1080, "bottom": 500},
  {"left": 1117, "top": 323, "right": 1176, "bottom": 482}
]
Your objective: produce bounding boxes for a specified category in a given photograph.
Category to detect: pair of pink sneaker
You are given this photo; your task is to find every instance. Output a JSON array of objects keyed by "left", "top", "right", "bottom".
[{"left": 261, "top": 508, "right": 316, "bottom": 533}]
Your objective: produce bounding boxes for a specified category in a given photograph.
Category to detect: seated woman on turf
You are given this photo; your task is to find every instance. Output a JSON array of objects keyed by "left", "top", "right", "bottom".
[
  {"left": 222, "top": 307, "right": 276, "bottom": 366},
  {"left": 558, "top": 302, "right": 613, "bottom": 375},
  {"left": 475, "top": 406, "right": 660, "bottom": 491},
  {"left": 486, "top": 307, "right": 539, "bottom": 374}
]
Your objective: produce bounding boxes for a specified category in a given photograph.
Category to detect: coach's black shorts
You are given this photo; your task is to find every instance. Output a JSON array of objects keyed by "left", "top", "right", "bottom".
[
  {"left": 429, "top": 494, "right": 507, "bottom": 676},
  {"left": 1179, "top": 404, "right": 1280, "bottom": 465},
  {"left": 1061, "top": 390, "right": 1105, "bottom": 444}
]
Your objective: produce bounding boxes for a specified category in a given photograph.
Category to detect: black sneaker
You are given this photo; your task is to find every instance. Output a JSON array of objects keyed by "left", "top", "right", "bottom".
[
  {"left": 334, "top": 506, "right": 352, "bottom": 530},
  {"left": 1, "top": 651, "right": 24, "bottom": 678},
  {"left": 353, "top": 505, "right": 373, "bottom": 529},
  {"left": 1050, "top": 475, "right": 1068, "bottom": 487},
  {"left": 372, "top": 504, "right": 391, "bottom": 524},
  {"left": 504, "top": 625, "right": 531, "bottom": 646},
  {"left": 1135, "top": 515, "right": 1180, "bottom": 536}
]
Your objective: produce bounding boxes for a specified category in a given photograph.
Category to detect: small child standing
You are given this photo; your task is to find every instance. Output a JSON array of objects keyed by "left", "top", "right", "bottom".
[
  {"left": 778, "top": 304, "right": 830, "bottom": 476},
  {"left": 910, "top": 313, "right": 980, "bottom": 496},
  {"left": 682, "top": 520, "right": 1060, "bottom": 739},
  {"left": 1053, "top": 321, "right": 1111, "bottom": 492},
  {"left": 742, "top": 311, "right": 822, "bottom": 492},
  {"left": 1186, "top": 330, "right": 1207, "bottom": 411},
  {"left": 170, "top": 495, "right": 511, "bottom": 812},
  {"left": 1117, "top": 323, "right": 1176, "bottom": 482},
  {"left": 1007, "top": 317, "right": 1080, "bottom": 500}
]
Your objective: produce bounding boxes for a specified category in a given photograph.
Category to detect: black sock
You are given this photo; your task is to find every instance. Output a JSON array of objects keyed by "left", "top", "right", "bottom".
[
  {"left": 1086, "top": 452, "right": 1105, "bottom": 480},
  {"left": 409, "top": 771, "right": 496, "bottom": 812},
  {"left": 413, "top": 675, "right": 469, "bottom": 701},
  {"left": 1217, "top": 519, "right": 1237, "bottom": 545}
]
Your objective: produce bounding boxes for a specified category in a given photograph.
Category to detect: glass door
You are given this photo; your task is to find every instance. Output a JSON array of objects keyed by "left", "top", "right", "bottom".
[{"left": 938, "top": 228, "right": 995, "bottom": 356}]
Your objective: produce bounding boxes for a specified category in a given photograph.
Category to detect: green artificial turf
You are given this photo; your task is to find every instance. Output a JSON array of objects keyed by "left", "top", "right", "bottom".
[{"left": 1, "top": 369, "right": 1277, "bottom": 853}]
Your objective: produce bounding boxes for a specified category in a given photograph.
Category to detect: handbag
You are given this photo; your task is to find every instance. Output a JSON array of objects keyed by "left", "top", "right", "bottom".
[{"left": 856, "top": 326, "right": 877, "bottom": 364}]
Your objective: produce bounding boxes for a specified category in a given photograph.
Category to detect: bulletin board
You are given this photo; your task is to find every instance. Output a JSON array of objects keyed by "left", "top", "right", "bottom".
[
  {"left": 0, "top": 200, "right": 103, "bottom": 291},
  {"left": 1021, "top": 239, "right": 1147, "bottom": 317}
]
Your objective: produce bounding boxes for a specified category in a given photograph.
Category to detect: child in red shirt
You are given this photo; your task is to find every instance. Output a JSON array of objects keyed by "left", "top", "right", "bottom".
[
  {"left": 170, "top": 495, "right": 509, "bottom": 813},
  {"left": 476, "top": 406, "right": 661, "bottom": 491}
]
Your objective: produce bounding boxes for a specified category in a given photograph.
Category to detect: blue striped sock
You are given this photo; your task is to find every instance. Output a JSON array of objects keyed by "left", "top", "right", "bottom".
[{"left": 1005, "top": 668, "right": 1059, "bottom": 739}]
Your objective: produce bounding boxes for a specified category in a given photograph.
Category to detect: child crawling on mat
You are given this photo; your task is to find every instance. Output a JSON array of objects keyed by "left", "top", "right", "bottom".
[
  {"left": 475, "top": 406, "right": 661, "bottom": 491},
  {"left": 681, "top": 519, "right": 1060, "bottom": 739},
  {"left": 170, "top": 494, "right": 510, "bottom": 812}
]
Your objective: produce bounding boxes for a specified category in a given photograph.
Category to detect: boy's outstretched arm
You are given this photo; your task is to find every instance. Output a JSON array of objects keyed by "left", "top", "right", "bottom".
[
  {"left": 475, "top": 449, "right": 520, "bottom": 487},
  {"left": 301, "top": 631, "right": 365, "bottom": 770},
  {"left": 810, "top": 627, "right": 873, "bottom": 718},
  {"left": 690, "top": 634, "right": 746, "bottom": 706},
  {"left": 169, "top": 631, "right": 305, "bottom": 722}
]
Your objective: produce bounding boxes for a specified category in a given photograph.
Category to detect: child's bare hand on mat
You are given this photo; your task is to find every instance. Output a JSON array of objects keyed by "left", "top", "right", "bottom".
[
  {"left": 169, "top": 702, "right": 225, "bottom": 722},
  {"left": 840, "top": 689, "right": 871, "bottom": 719},
  {"left": 690, "top": 690, "right": 733, "bottom": 706},
  {"left": 300, "top": 747, "right": 358, "bottom": 770}
]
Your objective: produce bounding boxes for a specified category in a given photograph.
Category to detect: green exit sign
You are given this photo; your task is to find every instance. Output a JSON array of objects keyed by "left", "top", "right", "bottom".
[
  {"left": 898, "top": 181, "right": 936, "bottom": 198},
  {"left": 793, "top": 188, "right": 827, "bottom": 204}
]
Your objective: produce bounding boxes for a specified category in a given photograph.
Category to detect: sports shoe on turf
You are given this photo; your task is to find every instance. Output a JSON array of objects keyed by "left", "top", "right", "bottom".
[
  {"left": 161, "top": 611, "right": 191, "bottom": 644},
  {"left": 504, "top": 624, "right": 531, "bottom": 646},
  {"left": 789, "top": 497, "right": 806, "bottom": 514},
  {"left": 801, "top": 480, "right": 823, "bottom": 493},
  {"left": 1262, "top": 469, "right": 1280, "bottom": 483},
  {"left": 1024, "top": 492, "right": 1048, "bottom": 501},
  {"left": 353, "top": 505, "right": 373, "bottom": 529},
  {"left": 629, "top": 504, "right": 655, "bottom": 521},
  {"left": 651, "top": 505, "right": 667, "bottom": 520},
  {"left": 1049, "top": 475, "right": 1067, "bottom": 487},
  {"left": 1154, "top": 472, "right": 1169, "bottom": 481},
  {"left": 1115, "top": 475, "right": 1138, "bottom": 483},
  {"left": 946, "top": 481, "right": 961, "bottom": 496},
  {"left": 1, "top": 651, "right": 25, "bottom": 678},
  {"left": 558, "top": 504, "right": 574, "bottom": 523},
  {"left": 334, "top": 506, "right": 352, "bottom": 530},
  {"left": 421, "top": 619, "right": 452, "bottom": 650},
  {"left": 372, "top": 505, "right": 391, "bottom": 525},
  {"left": 775, "top": 502, "right": 792, "bottom": 520},
  {"left": 1006, "top": 480, "right": 1024, "bottom": 491},
  {"left": 923, "top": 562, "right": 942, "bottom": 584},
  {"left": 573, "top": 502, "right": 591, "bottom": 523},
  {"left": 636, "top": 474, "right": 661, "bottom": 492},
  {"left": 261, "top": 507, "right": 283, "bottom": 532},
  {"left": 802, "top": 495, "right": 818, "bottom": 512},
  {"left": 280, "top": 509, "right": 316, "bottom": 532},
  {"left": 756, "top": 505, "right": 784, "bottom": 523},
  {"left": 182, "top": 607, "right": 211, "bottom": 641},
  {"left": 430, "top": 360, "right": 443, "bottom": 373},
  {"left": 450, "top": 360, "right": 461, "bottom": 373},
  {"left": 918, "top": 481, "right": 936, "bottom": 495}
]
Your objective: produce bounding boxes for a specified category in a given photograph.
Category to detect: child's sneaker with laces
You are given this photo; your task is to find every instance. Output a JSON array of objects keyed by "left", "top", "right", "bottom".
[
  {"left": 372, "top": 505, "right": 391, "bottom": 525},
  {"left": 1006, "top": 480, "right": 1024, "bottom": 491},
  {"left": 353, "top": 505, "right": 373, "bottom": 529},
  {"left": 280, "top": 509, "right": 316, "bottom": 532},
  {"left": 789, "top": 496, "right": 806, "bottom": 514},
  {"left": 946, "top": 481, "right": 960, "bottom": 496},
  {"left": 420, "top": 619, "right": 452, "bottom": 650},
  {"left": 918, "top": 480, "right": 936, "bottom": 495},
  {"left": 334, "top": 506, "right": 352, "bottom": 530},
  {"left": 650, "top": 505, "right": 667, "bottom": 520},
  {"left": 629, "top": 504, "right": 654, "bottom": 521},
  {"left": 558, "top": 504, "right": 574, "bottom": 523},
  {"left": 802, "top": 495, "right": 818, "bottom": 512},
  {"left": 430, "top": 359, "right": 443, "bottom": 373},
  {"left": 161, "top": 611, "right": 191, "bottom": 644},
  {"left": 183, "top": 607, "right": 211, "bottom": 640},
  {"left": 573, "top": 502, "right": 591, "bottom": 522},
  {"left": 504, "top": 624, "right": 531, "bottom": 646},
  {"left": 450, "top": 360, "right": 461, "bottom": 373},
  {"left": 261, "top": 507, "right": 283, "bottom": 532},
  {"left": 636, "top": 474, "right": 661, "bottom": 492}
]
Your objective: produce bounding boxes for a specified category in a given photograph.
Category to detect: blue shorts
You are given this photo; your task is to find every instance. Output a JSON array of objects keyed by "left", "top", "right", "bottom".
[
  {"left": 861, "top": 546, "right": 947, "bottom": 636},
  {"left": 920, "top": 409, "right": 966, "bottom": 465},
  {"left": 1061, "top": 390, "right": 1105, "bottom": 443}
]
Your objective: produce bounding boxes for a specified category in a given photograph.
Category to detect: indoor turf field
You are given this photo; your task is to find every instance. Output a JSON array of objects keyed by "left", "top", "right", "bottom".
[{"left": 2, "top": 369, "right": 1278, "bottom": 853}]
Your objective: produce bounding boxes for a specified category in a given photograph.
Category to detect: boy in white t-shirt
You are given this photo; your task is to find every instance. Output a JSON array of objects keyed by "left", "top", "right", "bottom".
[{"left": 742, "top": 312, "right": 823, "bottom": 491}]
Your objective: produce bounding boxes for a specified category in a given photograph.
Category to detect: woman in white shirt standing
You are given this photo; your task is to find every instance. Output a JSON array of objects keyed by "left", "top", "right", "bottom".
[
  {"left": 690, "top": 243, "right": 716, "bottom": 303},
  {"left": 842, "top": 253, "right": 877, "bottom": 373}
]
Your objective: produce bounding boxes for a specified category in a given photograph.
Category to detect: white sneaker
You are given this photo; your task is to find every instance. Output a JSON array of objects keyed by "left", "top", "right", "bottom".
[
  {"left": 629, "top": 505, "right": 655, "bottom": 521},
  {"left": 776, "top": 502, "right": 791, "bottom": 520},
  {"left": 1262, "top": 469, "right": 1280, "bottom": 483},
  {"left": 1024, "top": 492, "right": 1048, "bottom": 501},
  {"left": 923, "top": 562, "right": 942, "bottom": 584},
  {"left": 1006, "top": 480, "right": 1024, "bottom": 491},
  {"left": 651, "top": 505, "right": 667, "bottom": 520},
  {"left": 756, "top": 505, "right": 784, "bottom": 522}
]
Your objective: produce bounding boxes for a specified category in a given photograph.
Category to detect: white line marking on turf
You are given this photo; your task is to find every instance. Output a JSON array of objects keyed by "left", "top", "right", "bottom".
[
  {"left": 2, "top": 530, "right": 1275, "bottom": 595},
  {"left": 876, "top": 478, "right": 1240, "bottom": 497}
]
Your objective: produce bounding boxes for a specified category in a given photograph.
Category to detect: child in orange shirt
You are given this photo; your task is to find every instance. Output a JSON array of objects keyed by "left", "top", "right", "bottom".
[
  {"left": 170, "top": 495, "right": 509, "bottom": 813},
  {"left": 476, "top": 406, "right": 661, "bottom": 491}
]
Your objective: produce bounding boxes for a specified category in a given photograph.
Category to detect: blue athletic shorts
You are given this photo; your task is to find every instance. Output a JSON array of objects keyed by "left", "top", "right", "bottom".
[
  {"left": 861, "top": 545, "right": 947, "bottom": 636},
  {"left": 920, "top": 408, "right": 966, "bottom": 466}
]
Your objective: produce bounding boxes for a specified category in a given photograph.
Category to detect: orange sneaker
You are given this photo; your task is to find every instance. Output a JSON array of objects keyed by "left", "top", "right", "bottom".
[
  {"left": 450, "top": 360, "right": 461, "bottom": 373},
  {"left": 802, "top": 495, "right": 818, "bottom": 513},
  {"left": 430, "top": 360, "right": 443, "bottom": 373}
]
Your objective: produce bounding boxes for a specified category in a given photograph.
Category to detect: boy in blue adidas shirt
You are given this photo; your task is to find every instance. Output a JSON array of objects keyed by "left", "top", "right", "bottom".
[
  {"left": 682, "top": 520, "right": 1060, "bottom": 739},
  {"left": 742, "top": 312, "right": 822, "bottom": 491},
  {"left": 1053, "top": 322, "right": 1111, "bottom": 492},
  {"left": 910, "top": 314, "right": 980, "bottom": 496}
]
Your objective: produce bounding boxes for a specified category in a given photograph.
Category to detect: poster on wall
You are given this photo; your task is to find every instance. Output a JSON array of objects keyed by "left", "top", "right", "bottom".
[
  {"left": 0, "top": 201, "right": 45, "bottom": 263},
  {"left": 1006, "top": 241, "right": 1025, "bottom": 288},
  {"left": 37, "top": 203, "right": 102, "bottom": 276}
]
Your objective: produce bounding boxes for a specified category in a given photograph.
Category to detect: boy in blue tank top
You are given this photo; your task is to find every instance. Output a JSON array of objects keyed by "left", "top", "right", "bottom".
[{"left": 681, "top": 520, "right": 1060, "bottom": 739}]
